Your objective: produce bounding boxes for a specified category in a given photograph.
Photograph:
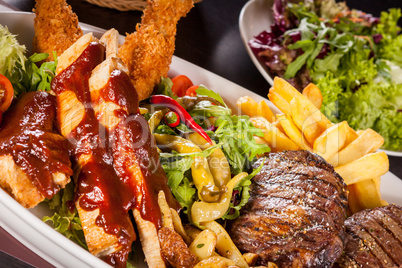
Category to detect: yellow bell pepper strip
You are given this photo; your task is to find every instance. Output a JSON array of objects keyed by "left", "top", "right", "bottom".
[
  {"left": 154, "top": 134, "right": 220, "bottom": 202},
  {"left": 191, "top": 172, "right": 248, "bottom": 223},
  {"left": 187, "top": 132, "right": 231, "bottom": 189}
]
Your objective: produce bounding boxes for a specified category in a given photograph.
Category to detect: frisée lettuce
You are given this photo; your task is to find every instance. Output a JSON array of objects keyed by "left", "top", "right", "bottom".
[{"left": 0, "top": 24, "right": 57, "bottom": 97}]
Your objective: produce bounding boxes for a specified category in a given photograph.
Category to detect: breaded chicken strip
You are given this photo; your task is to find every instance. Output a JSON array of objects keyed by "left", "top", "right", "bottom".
[
  {"left": 33, "top": 0, "right": 83, "bottom": 61},
  {"left": 118, "top": 0, "right": 193, "bottom": 101}
]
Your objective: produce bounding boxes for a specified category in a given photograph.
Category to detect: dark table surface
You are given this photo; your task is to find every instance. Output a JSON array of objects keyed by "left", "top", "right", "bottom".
[{"left": 0, "top": 0, "right": 401, "bottom": 267}]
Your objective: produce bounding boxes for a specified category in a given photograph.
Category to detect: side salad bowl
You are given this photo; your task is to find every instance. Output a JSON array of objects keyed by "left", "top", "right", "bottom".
[{"left": 239, "top": 0, "right": 402, "bottom": 156}]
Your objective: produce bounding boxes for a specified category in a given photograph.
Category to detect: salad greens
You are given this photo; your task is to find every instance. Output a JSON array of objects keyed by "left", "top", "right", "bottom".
[
  {"left": 0, "top": 25, "right": 57, "bottom": 97},
  {"left": 43, "top": 183, "right": 87, "bottom": 249},
  {"left": 155, "top": 79, "right": 270, "bottom": 218},
  {"left": 250, "top": 0, "right": 402, "bottom": 151},
  {"left": 1, "top": 23, "right": 80, "bottom": 245}
]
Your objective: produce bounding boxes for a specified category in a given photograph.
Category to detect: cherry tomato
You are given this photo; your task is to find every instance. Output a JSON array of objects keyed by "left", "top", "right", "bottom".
[
  {"left": 185, "top": 85, "right": 199, "bottom": 97},
  {"left": 164, "top": 111, "right": 180, "bottom": 127},
  {"left": 0, "top": 74, "right": 14, "bottom": 113},
  {"left": 171, "top": 75, "right": 193, "bottom": 97}
]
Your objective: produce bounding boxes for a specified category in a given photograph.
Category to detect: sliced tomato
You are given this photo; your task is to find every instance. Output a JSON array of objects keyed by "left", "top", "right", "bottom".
[
  {"left": 185, "top": 85, "right": 199, "bottom": 97},
  {"left": 171, "top": 75, "right": 193, "bottom": 97},
  {"left": 0, "top": 74, "right": 14, "bottom": 113}
]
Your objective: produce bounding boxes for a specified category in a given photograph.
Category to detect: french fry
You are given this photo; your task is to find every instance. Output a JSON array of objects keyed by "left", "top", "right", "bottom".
[
  {"left": 347, "top": 179, "right": 383, "bottom": 214},
  {"left": 189, "top": 229, "right": 217, "bottom": 261},
  {"left": 250, "top": 116, "right": 300, "bottom": 152},
  {"left": 202, "top": 221, "right": 249, "bottom": 268},
  {"left": 271, "top": 76, "right": 303, "bottom": 103},
  {"left": 276, "top": 114, "right": 313, "bottom": 151},
  {"left": 270, "top": 77, "right": 332, "bottom": 133},
  {"left": 302, "top": 83, "right": 323, "bottom": 109},
  {"left": 356, "top": 130, "right": 364, "bottom": 136},
  {"left": 334, "top": 152, "right": 389, "bottom": 185},
  {"left": 158, "top": 191, "right": 173, "bottom": 229},
  {"left": 272, "top": 120, "right": 285, "bottom": 134},
  {"left": 268, "top": 89, "right": 291, "bottom": 115},
  {"left": 289, "top": 97, "right": 332, "bottom": 144},
  {"left": 328, "top": 128, "right": 384, "bottom": 167},
  {"left": 344, "top": 124, "right": 359, "bottom": 146},
  {"left": 236, "top": 96, "right": 258, "bottom": 117},
  {"left": 170, "top": 208, "right": 191, "bottom": 245},
  {"left": 257, "top": 100, "right": 275, "bottom": 122},
  {"left": 371, "top": 177, "right": 389, "bottom": 206},
  {"left": 373, "top": 177, "right": 381, "bottom": 196},
  {"left": 313, "top": 121, "right": 350, "bottom": 160}
]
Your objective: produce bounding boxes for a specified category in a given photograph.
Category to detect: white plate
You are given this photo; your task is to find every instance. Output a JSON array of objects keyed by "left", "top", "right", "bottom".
[
  {"left": 239, "top": 0, "right": 402, "bottom": 157},
  {"left": 0, "top": 11, "right": 402, "bottom": 268},
  {"left": 239, "top": 0, "right": 275, "bottom": 86}
]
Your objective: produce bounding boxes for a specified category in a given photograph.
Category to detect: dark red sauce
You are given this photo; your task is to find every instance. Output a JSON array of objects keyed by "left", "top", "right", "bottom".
[
  {"left": 100, "top": 69, "right": 138, "bottom": 115},
  {"left": 51, "top": 42, "right": 180, "bottom": 267},
  {"left": 51, "top": 42, "right": 135, "bottom": 267},
  {"left": 105, "top": 70, "right": 181, "bottom": 228},
  {"left": 0, "top": 91, "right": 73, "bottom": 199}
]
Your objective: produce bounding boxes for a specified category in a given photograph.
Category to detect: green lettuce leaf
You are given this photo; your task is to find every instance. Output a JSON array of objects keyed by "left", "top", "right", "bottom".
[
  {"left": 222, "top": 160, "right": 265, "bottom": 220},
  {"left": 214, "top": 115, "right": 270, "bottom": 175},
  {"left": 0, "top": 25, "right": 26, "bottom": 77},
  {"left": 161, "top": 155, "right": 195, "bottom": 214},
  {"left": 195, "top": 85, "right": 227, "bottom": 107},
  {"left": 156, "top": 76, "right": 176, "bottom": 99},
  {"left": 43, "top": 182, "right": 87, "bottom": 249}
]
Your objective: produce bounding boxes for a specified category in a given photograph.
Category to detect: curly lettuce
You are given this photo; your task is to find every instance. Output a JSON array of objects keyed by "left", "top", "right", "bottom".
[
  {"left": 0, "top": 24, "right": 57, "bottom": 96},
  {"left": 43, "top": 182, "right": 87, "bottom": 249}
]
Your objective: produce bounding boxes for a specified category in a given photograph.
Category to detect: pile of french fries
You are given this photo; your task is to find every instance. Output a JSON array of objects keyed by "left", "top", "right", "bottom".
[{"left": 237, "top": 77, "right": 389, "bottom": 214}]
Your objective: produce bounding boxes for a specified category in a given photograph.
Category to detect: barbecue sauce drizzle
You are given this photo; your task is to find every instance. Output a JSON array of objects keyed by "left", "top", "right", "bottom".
[
  {"left": 104, "top": 70, "right": 180, "bottom": 228},
  {"left": 52, "top": 42, "right": 135, "bottom": 267},
  {"left": 51, "top": 42, "right": 179, "bottom": 267},
  {"left": 0, "top": 91, "right": 73, "bottom": 199}
]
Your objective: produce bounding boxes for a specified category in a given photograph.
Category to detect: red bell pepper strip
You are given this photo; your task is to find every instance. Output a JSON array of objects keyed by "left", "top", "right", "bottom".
[{"left": 149, "top": 95, "right": 213, "bottom": 144}]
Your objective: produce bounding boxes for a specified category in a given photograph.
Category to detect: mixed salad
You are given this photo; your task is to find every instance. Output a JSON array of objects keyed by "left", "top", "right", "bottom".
[
  {"left": 250, "top": 0, "right": 402, "bottom": 151},
  {"left": 0, "top": 23, "right": 271, "bottom": 265}
]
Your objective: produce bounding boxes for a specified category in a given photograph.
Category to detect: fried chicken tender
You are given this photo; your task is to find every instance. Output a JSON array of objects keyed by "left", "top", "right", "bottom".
[
  {"left": 33, "top": 0, "right": 83, "bottom": 61},
  {"left": 118, "top": 0, "right": 193, "bottom": 101}
]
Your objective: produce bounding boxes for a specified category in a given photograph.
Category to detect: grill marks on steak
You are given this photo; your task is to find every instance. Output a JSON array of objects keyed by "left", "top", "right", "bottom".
[
  {"left": 335, "top": 204, "right": 402, "bottom": 268},
  {"left": 228, "top": 150, "right": 348, "bottom": 267}
]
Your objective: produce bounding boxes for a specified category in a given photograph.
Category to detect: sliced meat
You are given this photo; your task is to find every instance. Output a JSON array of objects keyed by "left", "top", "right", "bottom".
[
  {"left": 335, "top": 204, "right": 402, "bottom": 268},
  {"left": 52, "top": 33, "right": 136, "bottom": 268},
  {"left": 0, "top": 92, "right": 72, "bottom": 208},
  {"left": 227, "top": 150, "right": 348, "bottom": 268},
  {"left": 158, "top": 226, "right": 198, "bottom": 268}
]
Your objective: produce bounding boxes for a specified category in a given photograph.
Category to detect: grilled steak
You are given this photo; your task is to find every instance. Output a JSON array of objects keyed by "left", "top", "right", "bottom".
[
  {"left": 227, "top": 150, "right": 348, "bottom": 267},
  {"left": 335, "top": 204, "right": 402, "bottom": 268}
]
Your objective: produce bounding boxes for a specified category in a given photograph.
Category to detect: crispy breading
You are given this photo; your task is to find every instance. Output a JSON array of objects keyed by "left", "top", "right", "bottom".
[
  {"left": 33, "top": 0, "right": 83, "bottom": 61},
  {"left": 118, "top": 0, "right": 193, "bottom": 100}
]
